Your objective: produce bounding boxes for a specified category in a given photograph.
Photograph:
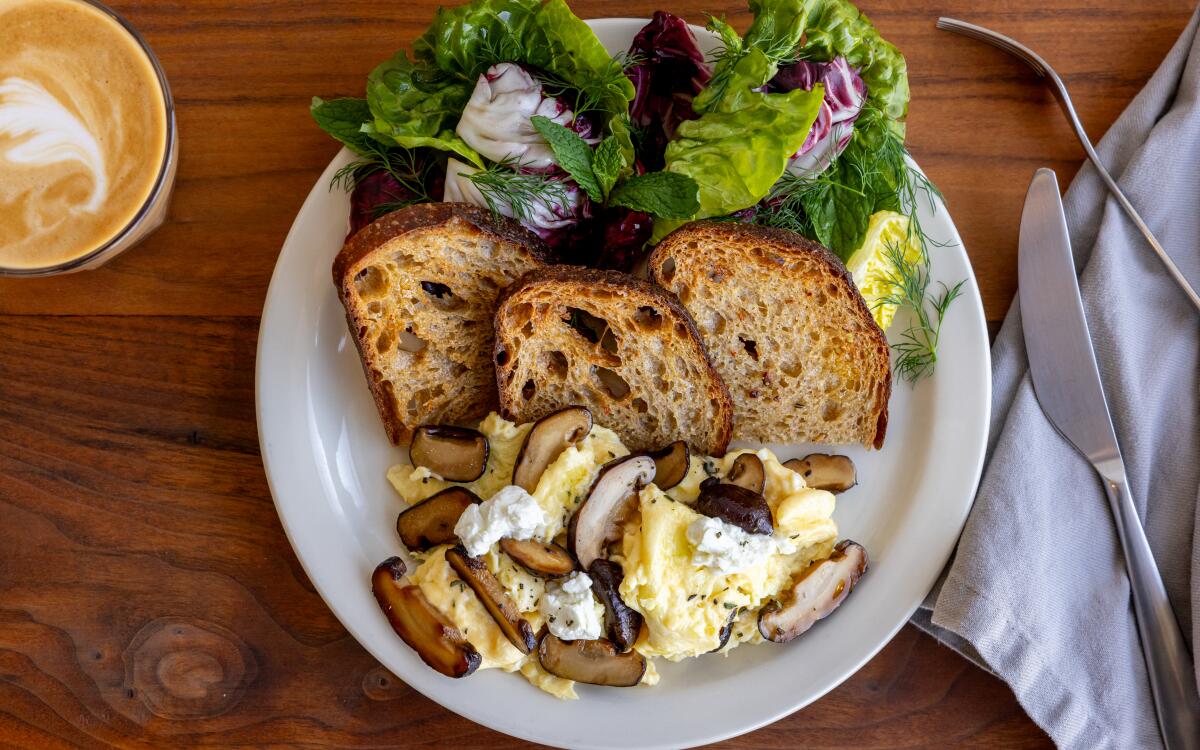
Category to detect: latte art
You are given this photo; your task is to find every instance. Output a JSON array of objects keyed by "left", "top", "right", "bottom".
[
  {"left": 0, "top": 76, "right": 109, "bottom": 213},
  {"left": 0, "top": 0, "right": 168, "bottom": 270}
]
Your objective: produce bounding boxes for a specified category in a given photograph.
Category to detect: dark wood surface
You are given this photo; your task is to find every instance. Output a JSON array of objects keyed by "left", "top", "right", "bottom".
[{"left": 1, "top": 0, "right": 1194, "bottom": 746}]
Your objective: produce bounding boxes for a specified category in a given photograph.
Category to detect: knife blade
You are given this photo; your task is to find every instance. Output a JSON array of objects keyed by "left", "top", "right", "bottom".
[
  {"left": 1018, "top": 168, "right": 1121, "bottom": 467},
  {"left": 1019, "top": 167, "right": 1200, "bottom": 750}
]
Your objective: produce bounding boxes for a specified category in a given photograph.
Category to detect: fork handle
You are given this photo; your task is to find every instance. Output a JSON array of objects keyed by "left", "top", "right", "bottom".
[{"left": 1103, "top": 473, "right": 1200, "bottom": 749}]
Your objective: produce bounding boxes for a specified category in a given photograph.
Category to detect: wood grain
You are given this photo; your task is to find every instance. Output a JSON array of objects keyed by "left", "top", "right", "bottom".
[{"left": 1, "top": 0, "right": 1193, "bottom": 746}]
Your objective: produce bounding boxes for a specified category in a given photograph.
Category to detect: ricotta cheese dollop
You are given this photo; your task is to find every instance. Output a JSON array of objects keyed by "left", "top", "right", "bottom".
[
  {"left": 539, "top": 571, "right": 604, "bottom": 641},
  {"left": 453, "top": 484, "right": 548, "bottom": 557},
  {"left": 687, "top": 515, "right": 797, "bottom": 575}
]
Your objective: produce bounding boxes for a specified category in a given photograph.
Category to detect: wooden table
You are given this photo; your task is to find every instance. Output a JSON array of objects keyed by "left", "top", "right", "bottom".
[{"left": 1, "top": 0, "right": 1193, "bottom": 746}]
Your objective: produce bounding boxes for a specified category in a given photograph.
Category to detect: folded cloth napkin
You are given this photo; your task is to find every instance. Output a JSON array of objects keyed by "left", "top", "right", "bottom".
[{"left": 911, "top": 9, "right": 1200, "bottom": 749}]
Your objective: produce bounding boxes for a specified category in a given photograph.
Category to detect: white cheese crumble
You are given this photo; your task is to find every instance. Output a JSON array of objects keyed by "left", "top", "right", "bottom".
[
  {"left": 687, "top": 515, "right": 797, "bottom": 575},
  {"left": 539, "top": 571, "right": 604, "bottom": 641},
  {"left": 453, "top": 484, "right": 548, "bottom": 557}
]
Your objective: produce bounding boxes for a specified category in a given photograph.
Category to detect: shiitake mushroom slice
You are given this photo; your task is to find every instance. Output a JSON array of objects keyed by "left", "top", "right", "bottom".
[
  {"left": 396, "top": 487, "right": 481, "bottom": 552},
  {"left": 588, "top": 559, "right": 643, "bottom": 652},
  {"left": 758, "top": 540, "right": 868, "bottom": 643},
  {"left": 709, "top": 609, "right": 737, "bottom": 653},
  {"left": 694, "top": 479, "right": 773, "bottom": 535},
  {"left": 370, "top": 557, "right": 481, "bottom": 678},
  {"left": 568, "top": 454, "right": 655, "bottom": 569},
  {"left": 445, "top": 545, "right": 536, "bottom": 654},
  {"left": 538, "top": 632, "right": 646, "bottom": 687},
  {"left": 725, "top": 453, "right": 765, "bottom": 494},
  {"left": 647, "top": 440, "right": 689, "bottom": 489},
  {"left": 783, "top": 454, "right": 857, "bottom": 494},
  {"left": 499, "top": 538, "right": 575, "bottom": 578},
  {"left": 512, "top": 407, "right": 593, "bottom": 493},
  {"left": 410, "top": 425, "right": 489, "bottom": 482}
]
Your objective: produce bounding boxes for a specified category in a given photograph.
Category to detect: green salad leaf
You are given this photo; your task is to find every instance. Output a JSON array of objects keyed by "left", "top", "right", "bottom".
[
  {"left": 609, "top": 172, "right": 700, "bottom": 219},
  {"left": 413, "top": 0, "right": 634, "bottom": 117},
  {"left": 592, "top": 136, "right": 625, "bottom": 197},
  {"left": 364, "top": 52, "right": 482, "bottom": 166},
  {"left": 310, "top": 97, "right": 376, "bottom": 155},
  {"left": 656, "top": 48, "right": 825, "bottom": 239},
  {"left": 530, "top": 115, "right": 603, "bottom": 201},
  {"left": 796, "top": 0, "right": 909, "bottom": 135}
]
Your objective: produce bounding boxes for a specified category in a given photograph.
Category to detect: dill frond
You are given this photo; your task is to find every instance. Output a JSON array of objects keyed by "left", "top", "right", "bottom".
[
  {"left": 330, "top": 142, "right": 437, "bottom": 211},
  {"left": 466, "top": 159, "right": 569, "bottom": 223},
  {"left": 874, "top": 240, "right": 965, "bottom": 381}
]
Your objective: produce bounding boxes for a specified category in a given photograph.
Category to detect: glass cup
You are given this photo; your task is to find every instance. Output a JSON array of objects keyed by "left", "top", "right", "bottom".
[{"left": 0, "top": 0, "right": 178, "bottom": 277}]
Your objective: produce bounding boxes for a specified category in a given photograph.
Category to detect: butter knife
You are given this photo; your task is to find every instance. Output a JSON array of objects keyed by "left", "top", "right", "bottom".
[{"left": 1019, "top": 167, "right": 1200, "bottom": 749}]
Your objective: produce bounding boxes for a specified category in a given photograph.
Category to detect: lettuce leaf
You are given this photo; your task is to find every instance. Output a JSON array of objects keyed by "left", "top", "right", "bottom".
[
  {"left": 796, "top": 0, "right": 908, "bottom": 135},
  {"left": 655, "top": 48, "right": 824, "bottom": 239},
  {"left": 413, "top": 0, "right": 634, "bottom": 117},
  {"left": 362, "top": 52, "right": 481, "bottom": 165},
  {"left": 310, "top": 97, "right": 376, "bottom": 155}
]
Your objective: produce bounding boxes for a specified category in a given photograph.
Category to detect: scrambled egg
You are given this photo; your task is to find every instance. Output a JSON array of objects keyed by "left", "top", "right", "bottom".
[
  {"left": 389, "top": 413, "right": 628, "bottom": 699},
  {"left": 388, "top": 416, "right": 837, "bottom": 697},
  {"left": 618, "top": 450, "right": 837, "bottom": 660}
]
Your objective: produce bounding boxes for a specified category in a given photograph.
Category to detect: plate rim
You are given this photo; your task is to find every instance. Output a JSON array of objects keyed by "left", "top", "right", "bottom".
[{"left": 256, "top": 17, "right": 992, "bottom": 749}]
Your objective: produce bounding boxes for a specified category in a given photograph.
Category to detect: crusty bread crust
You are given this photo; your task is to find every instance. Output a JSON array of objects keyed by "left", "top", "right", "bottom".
[
  {"left": 648, "top": 221, "right": 890, "bottom": 449},
  {"left": 334, "top": 202, "right": 549, "bottom": 445},
  {"left": 493, "top": 266, "right": 734, "bottom": 456}
]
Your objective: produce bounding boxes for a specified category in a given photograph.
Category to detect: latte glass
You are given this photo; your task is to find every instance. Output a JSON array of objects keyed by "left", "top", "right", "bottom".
[{"left": 0, "top": 0, "right": 177, "bottom": 277}]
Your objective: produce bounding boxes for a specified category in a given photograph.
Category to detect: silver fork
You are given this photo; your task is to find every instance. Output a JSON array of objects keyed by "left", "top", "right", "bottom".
[{"left": 937, "top": 17, "right": 1200, "bottom": 314}]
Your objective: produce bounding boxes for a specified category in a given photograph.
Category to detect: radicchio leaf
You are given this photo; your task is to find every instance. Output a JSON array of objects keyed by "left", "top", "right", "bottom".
[
  {"left": 769, "top": 57, "right": 866, "bottom": 177},
  {"left": 626, "top": 11, "right": 711, "bottom": 170}
]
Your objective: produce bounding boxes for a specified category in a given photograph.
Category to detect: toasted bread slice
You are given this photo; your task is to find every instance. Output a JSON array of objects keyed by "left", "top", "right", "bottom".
[
  {"left": 334, "top": 203, "right": 549, "bottom": 445},
  {"left": 493, "top": 267, "right": 733, "bottom": 455},
  {"left": 648, "top": 222, "right": 890, "bottom": 449}
]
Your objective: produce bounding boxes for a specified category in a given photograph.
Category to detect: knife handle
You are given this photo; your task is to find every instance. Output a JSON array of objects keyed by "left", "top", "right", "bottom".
[{"left": 1103, "top": 473, "right": 1200, "bottom": 749}]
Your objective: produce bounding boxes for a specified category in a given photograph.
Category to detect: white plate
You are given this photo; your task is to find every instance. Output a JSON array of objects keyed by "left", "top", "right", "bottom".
[{"left": 256, "top": 18, "right": 991, "bottom": 750}]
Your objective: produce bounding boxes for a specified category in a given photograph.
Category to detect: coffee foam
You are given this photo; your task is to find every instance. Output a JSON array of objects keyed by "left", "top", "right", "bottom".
[{"left": 0, "top": 0, "right": 167, "bottom": 269}]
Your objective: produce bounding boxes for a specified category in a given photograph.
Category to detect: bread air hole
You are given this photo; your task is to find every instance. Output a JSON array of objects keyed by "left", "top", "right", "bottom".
[
  {"left": 563, "top": 307, "right": 608, "bottom": 343},
  {"left": 495, "top": 346, "right": 510, "bottom": 367},
  {"left": 354, "top": 265, "right": 388, "bottom": 299},
  {"left": 592, "top": 366, "right": 630, "bottom": 400},
  {"left": 739, "top": 337, "right": 759, "bottom": 360},
  {"left": 398, "top": 328, "right": 426, "bottom": 353},
  {"left": 421, "top": 281, "right": 462, "bottom": 310},
  {"left": 822, "top": 401, "right": 844, "bottom": 422},
  {"left": 521, "top": 379, "right": 537, "bottom": 400},
  {"left": 542, "top": 350, "right": 569, "bottom": 380},
  {"left": 659, "top": 256, "right": 676, "bottom": 281},
  {"left": 632, "top": 397, "right": 648, "bottom": 414},
  {"left": 634, "top": 305, "right": 663, "bottom": 330}
]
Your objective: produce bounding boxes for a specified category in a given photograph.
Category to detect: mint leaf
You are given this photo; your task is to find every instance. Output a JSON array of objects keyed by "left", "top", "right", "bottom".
[
  {"left": 608, "top": 172, "right": 700, "bottom": 219},
  {"left": 592, "top": 136, "right": 624, "bottom": 198},
  {"left": 530, "top": 115, "right": 602, "bottom": 201},
  {"left": 311, "top": 97, "right": 376, "bottom": 155}
]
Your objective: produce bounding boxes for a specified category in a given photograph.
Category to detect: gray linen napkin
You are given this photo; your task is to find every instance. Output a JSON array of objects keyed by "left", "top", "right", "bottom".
[{"left": 911, "top": 8, "right": 1200, "bottom": 749}]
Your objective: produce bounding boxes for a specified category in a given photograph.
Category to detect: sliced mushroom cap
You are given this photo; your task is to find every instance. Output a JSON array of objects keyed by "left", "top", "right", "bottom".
[
  {"left": 370, "top": 557, "right": 481, "bottom": 678},
  {"left": 726, "top": 453, "right": 765, "bottom": 494},
  {"left": 758, "top": 539, "right": 869, "bottom": 643},
  {"left": 783, "top": 454, "right": 857, "bottom": 494},
  {"left": 538, "top": 633, "right": 647, "bottom": 687},
  {"left": 647, "top": 440, "right": 689, "bottom": 489},
  {"left": 410, "top": 425, "right": 489, "bottom": 482},
  {"left": 709, "top": 610, "right": 736, "bottom": 653},
  {"left": 568, "top": 454, "right": 656, "bottom": 569},
  {"left": 396, "top": 487, "right": 481, "bottom": 552},
  {"left": 512, "top": 407, "right": 593, "bottom": 493},
  {"left": 445, "top": 545, "right": 536, "bottom": 654},
  {"left": 588, "top": 559, "right": 643, "bottom": 652},
  {"left": 499, "top": 538, "right": 575, "bottom": 578},
  {"left": 695, "top": 479, "right": 773, "bottom": 535}
]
